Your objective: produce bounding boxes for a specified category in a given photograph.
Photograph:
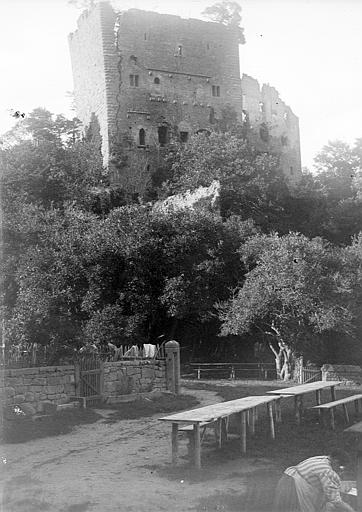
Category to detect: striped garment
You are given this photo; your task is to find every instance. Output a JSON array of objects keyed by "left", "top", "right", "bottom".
[{"left": 285, "top": 455, "right": 342, "bottom": 504}]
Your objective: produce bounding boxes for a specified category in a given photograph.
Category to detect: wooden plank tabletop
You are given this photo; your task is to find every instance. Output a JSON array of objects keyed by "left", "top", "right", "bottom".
[
  {"left": 159, "top": 395, "right": 278, "bottom": 424},
  {"left": 267, "top": 381, "right": 341, "bottom": 396}
]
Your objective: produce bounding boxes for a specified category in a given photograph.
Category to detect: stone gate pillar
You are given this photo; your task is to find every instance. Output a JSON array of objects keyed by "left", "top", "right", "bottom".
[{"left": 165, "top": 340, "right": 180, "bottom": 395}]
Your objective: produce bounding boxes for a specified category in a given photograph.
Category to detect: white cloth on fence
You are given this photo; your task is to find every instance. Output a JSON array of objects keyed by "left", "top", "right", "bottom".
[
  {"left": 285, "top": 466, "right": 324, "bottom": 512},
  {"left": 143, "top": 344, "right": 156, "bottom": 358}
]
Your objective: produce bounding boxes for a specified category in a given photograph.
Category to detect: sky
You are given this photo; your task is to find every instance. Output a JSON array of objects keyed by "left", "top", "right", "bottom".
[{"left": 1, "top": 0, "right": 362, "bottom": 170}]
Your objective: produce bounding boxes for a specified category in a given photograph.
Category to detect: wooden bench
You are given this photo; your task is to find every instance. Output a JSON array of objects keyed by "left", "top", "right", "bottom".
[
  {"left": 179, "top": 418, "right": 229, "bottom": 455},
  {"left": 312, "top": 394, "right": 362, "bottom": 430}
]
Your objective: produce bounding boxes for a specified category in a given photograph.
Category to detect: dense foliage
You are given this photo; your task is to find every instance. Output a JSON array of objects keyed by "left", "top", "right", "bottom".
[{"left": 2, "top": 108, "right": 362, "bottom": 375}]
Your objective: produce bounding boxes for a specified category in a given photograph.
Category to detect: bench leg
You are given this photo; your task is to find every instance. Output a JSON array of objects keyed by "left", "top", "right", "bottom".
[
  {"left": 343, "top": 403, "right": 349, "bottom": 424},
  {"left": 267, "top": 402, "right": 275, "bottom": 440},
  {"left": 193, "top": 423, "right": 201, "bottom": 469},
  {"left": 221, "top": 418, "right": 228, "bottom": 443},
  {"left": 172, "top": 423, "right": 179, "bottom": 464},
  {"left": 330, "top": 408, "right": 335, "bottom": 430}
]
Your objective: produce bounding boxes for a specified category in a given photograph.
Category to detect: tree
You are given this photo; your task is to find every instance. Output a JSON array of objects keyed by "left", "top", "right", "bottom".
[
  {"left": 218, "top": 232, "right": 357, "bottom": 380},
  {"left": 202, "top": 1, "right": 245, "bottom": 44},
  {"left": 162, "top": 132, "right": 290, "bottom": 232}
]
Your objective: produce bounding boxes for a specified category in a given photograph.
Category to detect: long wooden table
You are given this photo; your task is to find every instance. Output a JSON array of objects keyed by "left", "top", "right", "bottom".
[
  {"left": 267, "top": 381, "right": 341, "bottom": 424},
  {"left": 159, "top": 395, "right": 279, "bottom": 468}
]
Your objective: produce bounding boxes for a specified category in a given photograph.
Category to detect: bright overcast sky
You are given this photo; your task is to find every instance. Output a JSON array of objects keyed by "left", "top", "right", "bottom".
[{"left": 1, "top": 0, "right": 362, "bottom": 170}]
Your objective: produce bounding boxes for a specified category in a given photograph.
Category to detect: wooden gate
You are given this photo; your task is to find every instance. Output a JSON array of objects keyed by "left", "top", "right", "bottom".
[
  {"left": 74, "top": 355, "right": 104, "bottom": 407},
  {"left": 301, "top": 367, "right": 322, "bottom": 383}
]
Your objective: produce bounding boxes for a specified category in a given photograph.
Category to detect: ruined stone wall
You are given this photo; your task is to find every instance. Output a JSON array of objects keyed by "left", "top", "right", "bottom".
[
  {"left": 103, "top": 360, "right": 167, "bottom": 403},
  {"left": 1, "top": 360, "right": 167, "bottom": 414},
  {"left": 1, "top": 366, "right": 76, "bottom": 415},
  {"left": 241, "top": 74, "right": 301, "bottom": 183},
  {"left": 68, "top": 2, "right": 118, "bottom": 165}
]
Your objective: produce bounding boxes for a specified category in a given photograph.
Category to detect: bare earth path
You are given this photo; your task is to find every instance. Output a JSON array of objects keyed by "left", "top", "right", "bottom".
[{"left": 1, "top": 386, "right": 276, "bottom": 512}]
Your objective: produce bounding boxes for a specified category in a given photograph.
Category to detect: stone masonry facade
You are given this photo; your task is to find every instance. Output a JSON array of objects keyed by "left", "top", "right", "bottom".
[
  {"left": 1, "top": 360, "right": 167, "bottom": 414},
  {"left": 68, "top": 2, "right": 301, "bottom": 187}
]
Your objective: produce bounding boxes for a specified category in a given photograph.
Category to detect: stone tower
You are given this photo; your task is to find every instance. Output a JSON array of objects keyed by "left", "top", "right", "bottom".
[{"left": 69, "top": 2, "right": 301, "bottom": 188}]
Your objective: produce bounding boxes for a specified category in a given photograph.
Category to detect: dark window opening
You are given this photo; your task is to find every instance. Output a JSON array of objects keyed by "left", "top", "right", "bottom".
[
  {"left": 209, "top": 107, "right": 215, "bottom": 124},
  {"left": 290, "top": 166, "right": 294, "bottom": 175},
  {"left": 212, "top": 85, "right": 220, "bottom": 97},
  {"left": 180, "top": 131, "right": 189, "bottom": 143},
  {"left": 129, "top": 74, "right": 139, "bottom": 87},
  {"left": 281, "top": 135, "right": 289, "bottom": 146},
  {"left": 259, "top": 123, "right": 269, "bottom": 143},
  {"left": 130, "top": 55, "right": 137, "bottom": 64},
  {"left": 154, "top": 77, "right": 160, "bottom": 84},
  {"left": 144, "top": 33, "right": 147, "bottom": 40},
  {"left": 158, "top": 126, "right": 168, "bottom": 146},
  {"left": 139, "top": 128, "right": 145, "bottom": 146},
  {"left": 147, "top": 164, "right": 150, "bottom": 172}
]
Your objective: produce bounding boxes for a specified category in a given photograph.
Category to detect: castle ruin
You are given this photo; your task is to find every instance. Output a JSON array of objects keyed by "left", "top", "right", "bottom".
[{"left": 68, "top": 2, "right": 301, "bottom": 188}]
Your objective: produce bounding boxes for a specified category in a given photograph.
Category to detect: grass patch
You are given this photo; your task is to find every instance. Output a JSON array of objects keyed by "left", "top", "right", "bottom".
[{"left": 183, "top": 380, "right": 360, "bottom": 511}]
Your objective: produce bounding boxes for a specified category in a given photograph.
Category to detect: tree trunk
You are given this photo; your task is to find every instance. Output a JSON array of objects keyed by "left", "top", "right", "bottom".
[{"left": 268, "top": 341, "right": 295, "bottom": 381}]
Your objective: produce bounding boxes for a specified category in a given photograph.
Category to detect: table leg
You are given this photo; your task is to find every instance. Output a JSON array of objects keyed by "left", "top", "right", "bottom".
[
  {"left": 355, "top": 399, "right": 360, "bottom": 417},
  {"left": 172, "top": 423, "right": 179, "bottom": 464},
  {"left": 316, "top": 390, "right": 322, "bottom": 418},
  {"left": 221, "top": 417, "right": 228, "bottom": 443},
  {"left": 241, "top": 411, "right": 247, "bottom": 453},
  {"left": 267, "top": 402, "right": 275, "bottom": 440},
  {"left": 330, "top": 408, "right": 335, "bottom": 430},
  {"left": 343, "top": 403, "right": 349, "bottom": 424},
  {"left": 275, "top": 399, "right": 282, "bottom": 423},
  {"left": 194, "top": 423, "right": 201, "bottom": 469},
  {"left": 357, "top": 446, "right": 362, "bottom": 512},
  {"left": 250, "top": 408, "right": 256, "bottom": 435},
  {"left": 294, "top": 396, "right": 301, "bottom": 424},
  {"left": 331, "top": 386, "right": 336, "bottom": 401},
  {"left": 217, "top": 418, "right": 222, "bottom": 448},
  {"left": 187, "top": 431, "right": 194, "bottom": 459}
]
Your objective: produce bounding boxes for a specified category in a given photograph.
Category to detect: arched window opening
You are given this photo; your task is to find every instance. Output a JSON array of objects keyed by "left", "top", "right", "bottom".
[
  {"left": 158, "top": 126, "right": 168, "bottom": 146},
  {"left": 154, "top": 77, "right": 160, "bottom": 84},
  {"left": 139, "top": 128, "right": 145, "bottom": 146}
]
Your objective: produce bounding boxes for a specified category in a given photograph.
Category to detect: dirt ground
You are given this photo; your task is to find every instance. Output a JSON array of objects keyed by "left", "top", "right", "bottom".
[
  {"left": 1, "top": 381, "right": 358, "bottom": 512},
  {"left": 1, "top": 384, "right": 280, "bottom": 512}
]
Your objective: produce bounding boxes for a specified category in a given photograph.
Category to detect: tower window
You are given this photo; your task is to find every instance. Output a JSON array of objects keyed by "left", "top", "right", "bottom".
[
  {"left": 180, "top": 131, "right": 188, "bottom": 143},
  {"left": 144, "top": 33, "right": 147, "bottom": 40},
  {"left": 130, "top": 55, "right": 137, "bottom": 64},
  {"left": 290, "top": 166, "right": 294, "bottom": 175},
  {"left": 129, "top": 74, "right": 139, "bottom": 87},
  {"left": 158, "top": 126, "right": 168, "bottom": 146},
  {"left": 139, "top": 128, "right": 145, "bottom": 146},
  {"left": 154, "top": 77, "right": 160, "bottom": 84},
  {"left": 212, "top": 85, "right": 220, "bottom": 97},
  {"left": 177, "top": 45, "right": 182, "bottom": 56}
]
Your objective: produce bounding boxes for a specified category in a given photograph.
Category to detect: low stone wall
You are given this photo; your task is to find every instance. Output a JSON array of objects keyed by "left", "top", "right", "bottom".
[
  {"left": 321, "top": 364, "right": 362, "bottom": 386},
  {"left": 103, "top": 360, "right": 167, "bottom": 402},
  {"left": 1, "top": 366, "right": 75, "bottom": 414},
  {"left": 1, "top": 359, "right": 168, "bottom": 413}
]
